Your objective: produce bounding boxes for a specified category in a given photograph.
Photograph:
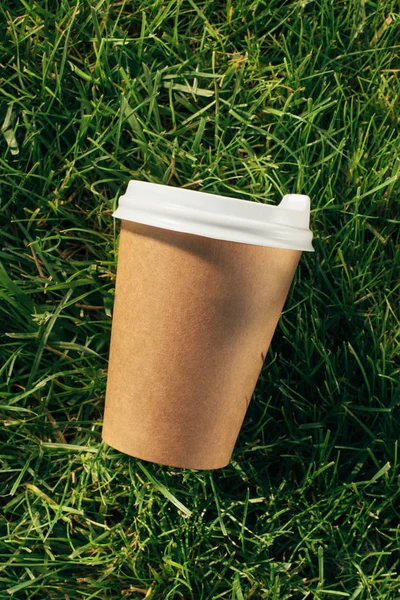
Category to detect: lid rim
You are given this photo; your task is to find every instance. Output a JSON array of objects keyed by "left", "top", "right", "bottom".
[{"left": 113, "top": 180, "right": 315, "bottom": 252}]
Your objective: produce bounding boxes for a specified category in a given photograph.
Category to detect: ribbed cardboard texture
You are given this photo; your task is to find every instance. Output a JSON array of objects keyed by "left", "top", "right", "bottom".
[{"left": 102, "top": 220, "right": 301, "bottom": 470}]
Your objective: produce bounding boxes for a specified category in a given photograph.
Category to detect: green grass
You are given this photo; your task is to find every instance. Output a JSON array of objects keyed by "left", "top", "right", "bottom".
[{"left": 0, "top": 0, "right": 399, "bottom": 598}]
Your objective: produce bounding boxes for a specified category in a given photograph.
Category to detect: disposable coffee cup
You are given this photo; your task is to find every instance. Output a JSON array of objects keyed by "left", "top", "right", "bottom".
[{"left": 102, "top": 181, "right": 314, "bottom": 470}]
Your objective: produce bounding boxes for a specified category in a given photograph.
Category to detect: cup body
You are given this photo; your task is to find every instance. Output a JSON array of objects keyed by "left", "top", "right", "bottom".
[{"left": 102, "top": 220, "right": 301, "bottom": 469}]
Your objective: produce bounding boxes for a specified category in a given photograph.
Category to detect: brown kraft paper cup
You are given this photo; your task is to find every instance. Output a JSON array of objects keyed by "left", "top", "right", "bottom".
[
  {"left": 102, "top": 182, "right": 313, "bottom": 470},
  {"left": 102, "top": 234, "right": 301, "bottom": 469}
]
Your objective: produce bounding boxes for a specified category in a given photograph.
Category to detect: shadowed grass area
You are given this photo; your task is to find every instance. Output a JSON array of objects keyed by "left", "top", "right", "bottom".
[{"left": 0, "top": 0, "right": 399, "bottom": 598}]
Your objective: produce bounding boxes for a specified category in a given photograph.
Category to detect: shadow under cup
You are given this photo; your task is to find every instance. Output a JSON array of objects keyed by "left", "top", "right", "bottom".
[{"left": 101, "top": 182, "right": 314, "bottom": 470}]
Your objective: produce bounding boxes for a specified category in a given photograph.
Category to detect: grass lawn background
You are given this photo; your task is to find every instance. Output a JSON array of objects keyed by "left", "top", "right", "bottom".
[{"left": 0, "top": 0, "right": 399, "bottom": 598}]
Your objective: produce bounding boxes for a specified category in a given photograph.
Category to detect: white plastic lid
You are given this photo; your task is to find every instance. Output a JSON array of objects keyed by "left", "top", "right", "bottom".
[{"left": 113, "top": 180, "right": 314, "bottom": 252}]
